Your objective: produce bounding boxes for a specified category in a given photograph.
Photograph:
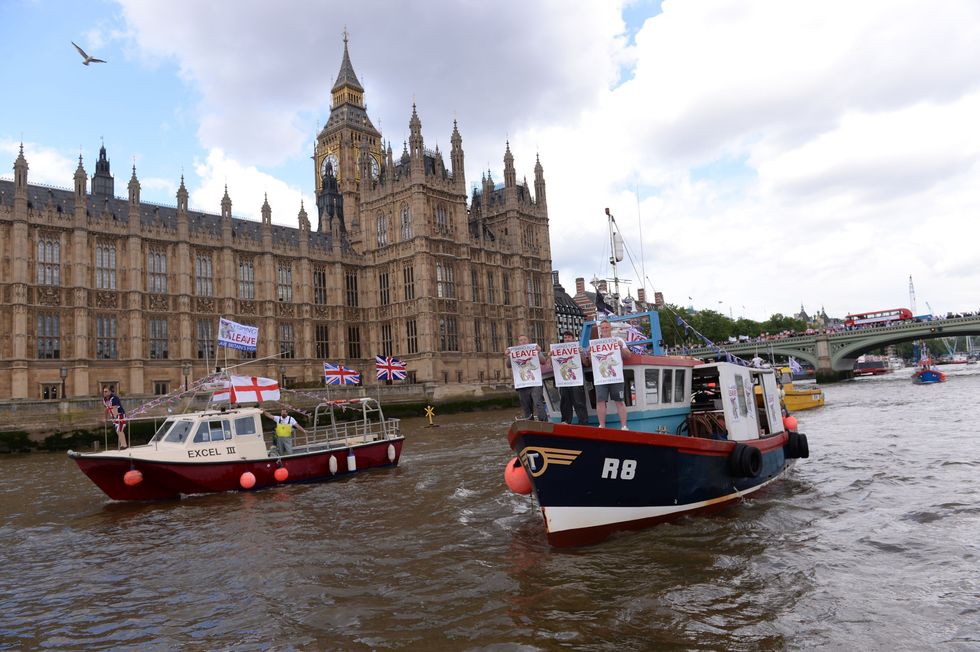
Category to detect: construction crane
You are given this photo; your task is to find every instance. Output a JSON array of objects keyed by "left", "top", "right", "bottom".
[{"left": 908, "top": 276, "right": 917, "bottom": 315}]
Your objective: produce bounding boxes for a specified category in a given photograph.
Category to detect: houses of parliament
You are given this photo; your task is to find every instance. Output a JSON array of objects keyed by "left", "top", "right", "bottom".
[{"left": 0, "top": 38, "right": 555, "bottom": 400}]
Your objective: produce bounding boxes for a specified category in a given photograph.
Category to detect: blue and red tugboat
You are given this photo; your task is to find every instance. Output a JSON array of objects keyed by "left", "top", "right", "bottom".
[{"left": 506, "top": 311, "right": 809, "bottom": 548}]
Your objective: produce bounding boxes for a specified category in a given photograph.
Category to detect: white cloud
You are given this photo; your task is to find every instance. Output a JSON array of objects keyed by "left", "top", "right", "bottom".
[
  {"left": 0, "top": 140, "right": 78, "bottom": 190},
  {"left": 95, "top": 0, "right": 980, "bottom": 319},
  {"left": 190, "top": 148, "right": 312, "bottom": 225}
]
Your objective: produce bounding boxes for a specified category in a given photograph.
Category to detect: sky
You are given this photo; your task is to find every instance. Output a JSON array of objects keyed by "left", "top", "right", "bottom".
[{"left": 2, "top": 0, "right": 979, "bottom": 322}]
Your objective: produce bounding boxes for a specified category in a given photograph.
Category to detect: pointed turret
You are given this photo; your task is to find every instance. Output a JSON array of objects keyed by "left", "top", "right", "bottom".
[
  {"left": 221, "top": 184, "right": 232, "bottom": 220},
  {"left": 450, "top": 120, "right": 464, "bottom": 188},
  {"left": 534, "top": 153, "right": 547, "bottom": 208},
  {"left": 74, "top": 154, "right": 87, "bottom": 200},
  {"left": 261, "top": 193, "right": 272, "bottom": 225},
  {"left": 331, "top": 30, "right": 365, "bottom": 99},
  {"left": 503, "top": 141, "right": 516, "bottom": 189},
  {"left": 408, "top": 103, "right": 424, "bottom": 163},
  {"left": 14, "top": 143, "right": 28, "bottom": 192},
  {"left": 298, "top": 199, "right": 310, "bottom": 232},
  {"left": 128, "top": 165, "right": 141, "bottom": 208},
  {"left": 127, "top": 165, "right": 141, "bottom": 234},
  {"left": 174, "top": 175, "right": 189, "bottom": 239}
]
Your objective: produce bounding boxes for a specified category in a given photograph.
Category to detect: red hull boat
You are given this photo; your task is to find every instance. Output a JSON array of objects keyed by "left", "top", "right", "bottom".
[{"left": 69, "top": 398, "right": 404, "bottom": 500}]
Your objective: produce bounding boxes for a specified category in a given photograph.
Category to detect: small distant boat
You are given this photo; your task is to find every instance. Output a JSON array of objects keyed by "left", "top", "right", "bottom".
[
  {"left": 852, "top": 355, "right": 891, "bottom": 377},
  {"left": 911, "top": 358, "right": 946, "bottom": 385},
  {"left": 941, "top": 353, "right": 969, "bottom": 365}
]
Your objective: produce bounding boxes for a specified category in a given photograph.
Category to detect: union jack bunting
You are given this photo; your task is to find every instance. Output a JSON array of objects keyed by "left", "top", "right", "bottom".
[
  {"left": 375, "top": 355, "right": 407, "bottom": 381},
  {"left": 324, "top": 362, "right": 360, "bottom": 385}
]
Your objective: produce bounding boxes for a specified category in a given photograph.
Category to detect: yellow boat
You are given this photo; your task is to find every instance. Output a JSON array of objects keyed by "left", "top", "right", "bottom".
[{"left": 755, "top": 367, "right": 825, "bottom": 411}]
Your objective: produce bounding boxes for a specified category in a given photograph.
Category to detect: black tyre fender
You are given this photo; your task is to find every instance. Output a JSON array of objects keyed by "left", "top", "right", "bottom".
[
  {"left": 729, "top": 443, "right": 762, "bottom": 478},
  {"left": 785, "top": 431, "right": 809, "bottom": 459},
  {"left": 796, "top": 432, "right": 809, "bottom": 459}
]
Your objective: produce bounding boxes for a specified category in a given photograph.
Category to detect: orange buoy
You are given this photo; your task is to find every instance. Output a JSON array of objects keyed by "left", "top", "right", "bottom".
[
  {"left": 504, "top": 457, "right": 532, "bottom": 495},
  {"left": 274, "top": 467, "right": 289, "bottom": 482},
  {"left": 123, "top": 469, "right": 143, "bottom": 486},
  {"left": 240, "top": 471, "right": 256, "bottom": 489},
  {"left": 783, "top": 415, "right": 799, "bottom": 432}
]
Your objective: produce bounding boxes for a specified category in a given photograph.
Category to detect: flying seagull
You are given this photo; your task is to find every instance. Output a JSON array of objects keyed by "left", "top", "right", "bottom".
[{"left": 72, "top": 42, "right": 106, "bottom": 65}]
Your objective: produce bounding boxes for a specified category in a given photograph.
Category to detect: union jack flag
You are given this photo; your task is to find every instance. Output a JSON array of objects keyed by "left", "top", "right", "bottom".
[
  {"left": 324, "top": 362, "right": 360, "bottom": 385},
  {"left": 375, "top": 355, "right": 407, "bottom": 381},
  {"left": 624, "top": 323, "right": 647, "bottom": 354}
]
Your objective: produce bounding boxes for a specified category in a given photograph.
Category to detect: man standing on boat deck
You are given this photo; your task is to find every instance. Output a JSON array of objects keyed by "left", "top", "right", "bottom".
[
  {"left": 586, "top": 318, "right": 630, "bottom": 430},
  {"left": 263, "top": 407, "right": 307, "bottom": 456},
  {"left": 558, "top": 330, "right": 589, "bottom": 425},
  {"left": 102, "top": 386, "right": 127, "bottom": 450},
  {"left": 506, "top": 334, "right": 548, "bottom": 421}
]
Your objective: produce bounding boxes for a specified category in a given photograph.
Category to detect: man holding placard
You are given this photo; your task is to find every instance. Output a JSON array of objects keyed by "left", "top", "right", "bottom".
[
  {"left": 506, "top": 334, "right": 548, "bottom": 421},
  {"left": 586, "top": 318, "right": 630, "bottom": 430},
  {"left": 551, "top": 330, "right": 588, "bottom": 424}
]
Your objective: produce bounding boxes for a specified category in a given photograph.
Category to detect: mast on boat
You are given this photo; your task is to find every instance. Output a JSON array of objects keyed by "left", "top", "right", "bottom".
[{"left": 604, "top": 207, "right": 625, "bottom": 315}]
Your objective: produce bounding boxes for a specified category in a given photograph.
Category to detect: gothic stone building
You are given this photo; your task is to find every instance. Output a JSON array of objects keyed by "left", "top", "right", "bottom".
[{"left": 0, "top": 39, "right": 554, "bottom": 400}]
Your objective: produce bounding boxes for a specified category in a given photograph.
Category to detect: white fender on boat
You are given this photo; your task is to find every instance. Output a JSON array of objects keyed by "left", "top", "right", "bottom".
[
  {"left": 387, "top": 443, "right": 396, "bottom": 462},
  {"left": 347, "top": 450, "right": 357, "bottom": 472},
  {"left": 328, "top": 455, "right": 338, "bottom": 475}
]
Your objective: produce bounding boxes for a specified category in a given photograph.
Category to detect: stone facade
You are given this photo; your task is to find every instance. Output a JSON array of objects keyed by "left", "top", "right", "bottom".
[{"left": 0, "top": 38, "right": 554, "bottom": 400}]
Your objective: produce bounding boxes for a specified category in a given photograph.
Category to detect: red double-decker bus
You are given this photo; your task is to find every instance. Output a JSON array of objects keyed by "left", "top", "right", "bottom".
[{"left": 844, "top": 308, "right": 913, "bottom": 328}]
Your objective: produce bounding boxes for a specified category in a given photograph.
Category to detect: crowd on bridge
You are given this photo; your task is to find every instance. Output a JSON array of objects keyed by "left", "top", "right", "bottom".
[{"left": 668, "top": 311, "right": 979, "bottom": 357}]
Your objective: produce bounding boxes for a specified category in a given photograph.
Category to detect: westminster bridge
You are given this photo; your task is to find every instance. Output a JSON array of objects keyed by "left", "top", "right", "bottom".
[{"left": 686, "top": 314, "right": 980, "bottom": 378}]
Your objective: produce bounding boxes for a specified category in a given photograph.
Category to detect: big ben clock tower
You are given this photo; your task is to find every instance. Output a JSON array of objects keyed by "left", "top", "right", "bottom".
[{"left": 315, "top": 32, "right": 382, "bottom": 235}]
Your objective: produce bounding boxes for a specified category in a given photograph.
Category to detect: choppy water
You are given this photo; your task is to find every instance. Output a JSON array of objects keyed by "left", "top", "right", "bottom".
[{"left": 1, "top": 365, "right": 978, "bottom": 650}]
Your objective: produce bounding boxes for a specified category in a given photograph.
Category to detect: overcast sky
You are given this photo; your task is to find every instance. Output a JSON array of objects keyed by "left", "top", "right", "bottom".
[{"left": 2, "top": 0, "right": 979, "bottom": 321}]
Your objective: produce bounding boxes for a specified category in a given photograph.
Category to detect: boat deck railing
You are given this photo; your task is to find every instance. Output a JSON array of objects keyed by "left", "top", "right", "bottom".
[{"left": 285, "top": 417, "right": 401, "bottom": 453}]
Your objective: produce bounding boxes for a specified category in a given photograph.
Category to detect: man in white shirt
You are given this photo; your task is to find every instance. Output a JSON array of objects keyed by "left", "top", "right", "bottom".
[
  {"left": 262, "top": 407, "right": 307, "bottom": 455},
  {"left": 586, "top": 319, "right": 630, "bottom": 430}
]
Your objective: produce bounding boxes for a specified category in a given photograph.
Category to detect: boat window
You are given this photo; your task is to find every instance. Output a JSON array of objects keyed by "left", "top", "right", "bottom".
[
  {"left": 674, "top": 369, "right": 686, "bottom": 403},
  {"left": 624, "top": 370, "right": 635, "bottom": 407},
  {"left": 734, "top": 375, "right": 749, "bottom": 416},
  {"left": 193, "top": 422, "right": 211, "bottom": 443},
  {"left": 164, "top": 420, "right": 193, "bottom": 443},
  {"left": 195, "top": 420, "right": 232, "bottom": 443},
  {"left": 644, "top": 369, "right": 659, "bottom": 405},
  {"left": 234, "top": 416, "right": 257, "bottom": 436},
  {"left": 661, "top": 369, "right": 673, "bottom": 404},
  {"left": 150, "top": 418, "right": 176, "bottom": 443}
]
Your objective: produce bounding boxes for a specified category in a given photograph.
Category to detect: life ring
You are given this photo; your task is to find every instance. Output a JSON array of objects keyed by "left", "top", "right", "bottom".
[{"left": 729, "top": 443, "right": 762, "bottom": 478}]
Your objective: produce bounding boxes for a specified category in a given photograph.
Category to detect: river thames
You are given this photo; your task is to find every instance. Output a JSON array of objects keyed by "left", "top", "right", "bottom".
[{"left": 1, "top": 365, "right": 978, "bottom": 650}]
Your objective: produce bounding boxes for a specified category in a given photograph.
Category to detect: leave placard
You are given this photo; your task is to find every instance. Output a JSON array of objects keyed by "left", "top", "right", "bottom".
[
  {"left": 589, "top": 337, "right": 624, "bottom": 386},
  {"left": 550, "top": 343, "right": 584, "bottom": 388},
  {"left": 508, "top": 344, "right": 543, "bottom": 388}
]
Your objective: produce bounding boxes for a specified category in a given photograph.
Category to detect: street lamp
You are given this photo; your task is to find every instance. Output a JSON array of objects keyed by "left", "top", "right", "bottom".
[
  {"left": 182, "top": 363, "right": 191, "bottom": 391},
  {"left": 278, "top": 364, "right": 286, "bottom": 389},
  {"left": 59, "top": 366, "right": 67, "bottom": 399}
]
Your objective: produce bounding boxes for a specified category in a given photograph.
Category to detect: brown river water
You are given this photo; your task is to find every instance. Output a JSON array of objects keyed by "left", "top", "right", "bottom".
[{"left": 1, "top": 366, "right": 978, "bottom": 650}]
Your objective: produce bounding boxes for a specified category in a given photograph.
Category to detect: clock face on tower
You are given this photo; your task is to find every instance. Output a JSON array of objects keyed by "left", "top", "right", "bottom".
[
  {"left": 370, "top": 156, "right": 380, "bottom": 180},
  {"left": 321, "top": 153, "right": 339, "bottom": 180}
]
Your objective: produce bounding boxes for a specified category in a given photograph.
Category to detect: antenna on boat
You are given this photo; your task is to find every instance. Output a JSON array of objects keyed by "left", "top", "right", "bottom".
[
  {"left": 636, "top": 185, "right": 646, "bottom": 307},
  {"left": 605, "top": 207, "right": 624, "bottom": 314}
]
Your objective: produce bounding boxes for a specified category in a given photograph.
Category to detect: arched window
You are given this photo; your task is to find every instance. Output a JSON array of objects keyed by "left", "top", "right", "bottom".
[
  {"left": 435, "top": 204, "right": 448, "bottom": 231},
  {"left": 95, "top": 242, "right": 116, "bottom": 289},
  {"left": 400, "top": 204, "right": 412, "bottom": 240},
  {"left": 376, "top": 213, "right": 388, "bottom": 247},
  {"left": 36, "top": 239, "right": 60, "bottom": 286}
]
